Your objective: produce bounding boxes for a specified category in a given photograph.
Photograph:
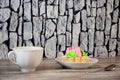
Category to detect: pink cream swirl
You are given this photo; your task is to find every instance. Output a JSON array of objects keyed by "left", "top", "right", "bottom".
[{"left": 66, "top": 47, "right": 82, "bottom": 57}]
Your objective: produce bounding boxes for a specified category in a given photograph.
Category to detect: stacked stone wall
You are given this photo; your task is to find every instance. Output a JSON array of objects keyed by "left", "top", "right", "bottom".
[{"left": 0, "top": 0, "right": 120, "bottom": 59}]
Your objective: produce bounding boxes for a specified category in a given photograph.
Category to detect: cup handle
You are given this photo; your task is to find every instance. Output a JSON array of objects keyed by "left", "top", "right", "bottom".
[{"left": 8, "top": 51, "right": 17, "bottom": 64}]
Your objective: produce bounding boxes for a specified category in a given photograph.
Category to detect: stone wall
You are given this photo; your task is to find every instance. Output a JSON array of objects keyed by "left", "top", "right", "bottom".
[{"left": 0, "top": 0, "right": 120, "bottom": 59}]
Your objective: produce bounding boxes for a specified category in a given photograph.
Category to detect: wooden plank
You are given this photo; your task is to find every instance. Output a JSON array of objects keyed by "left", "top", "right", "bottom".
[{"left": 0, "top": 57, "right": 120, "bottom": 80}]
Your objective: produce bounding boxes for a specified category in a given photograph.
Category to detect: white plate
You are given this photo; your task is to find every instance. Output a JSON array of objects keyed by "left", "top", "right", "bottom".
[{"left": 55, "top": 56, "right": 98, "bottom": 69}]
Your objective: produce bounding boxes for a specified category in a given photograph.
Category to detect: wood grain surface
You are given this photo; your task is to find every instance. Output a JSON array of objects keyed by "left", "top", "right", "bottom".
[{"left": 0, "top": 57, "right": 120, "bottom": 80}]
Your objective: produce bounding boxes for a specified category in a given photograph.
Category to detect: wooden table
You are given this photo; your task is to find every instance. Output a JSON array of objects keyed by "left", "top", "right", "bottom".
[{"left": 0, "top": 57, "right": 120, "bottom": 80}]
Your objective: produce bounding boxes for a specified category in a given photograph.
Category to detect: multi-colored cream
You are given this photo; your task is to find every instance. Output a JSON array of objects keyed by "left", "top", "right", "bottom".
[{"left": 64, "top": 47, "right": 89, "bottom": 62}]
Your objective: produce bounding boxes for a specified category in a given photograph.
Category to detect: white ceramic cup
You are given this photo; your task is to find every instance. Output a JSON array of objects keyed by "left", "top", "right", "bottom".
[{"left": 8, "top": 47, "right": 43, "bottom": 72}]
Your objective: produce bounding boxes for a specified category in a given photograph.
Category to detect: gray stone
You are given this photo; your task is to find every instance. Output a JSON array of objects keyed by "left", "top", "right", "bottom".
[
  {"left": 87, "top": 17, "right": 95, "bottom": 29},
  {"left": 115, "top": 0, "right": 119, "bottom": 8},
  {"left": 9, "top": 12, "right": 18, "bottom": 31},
  {"left": 119, "top": 19, "right": 120, "bottom": 39},
  {"left": 112, "top": 8, "right": 119, "bottom": 23},
  {"left": 32, "top": 0, "right": 38, "bottom": 16},
  {"left": 21, "top": 0, "right": 23, "bottom": 5},
  {"left": 0, "top": 30, "right": 8, "bottom": 43},
  {"left": 54, "top": 32, "right": 56, "bottom": 36},
  {"left": 74, "top": 0, "right": 85, "bottom": 11},
  {"left": 19, "top": 5, "right": 23, "bottom": 17},
  {"left": 23, "top": 22, "right": 32, "bottom": 40},
  {"left": 0, "top": 0, "right": 120, "bottom": 59},
  {"left": 33, "top": 17, "right": 42, "bottom": 33},
  {"left": 95, "top": 31, "right": 104, "bottom": 46},
  {"left": 109, "top": 51, "right": 116, "bottom": 57},
  {"left": 57, "top": 52, "right": 64, "bottom": 57},
  {"left": 47, "top": 5, "right": 58, "bottom": 18},
  {"left": 67, "top": 0, "right": 73, "bottom": 9},
  {"left": 45, "top": 36, "right": 57, "bottom": 58},
  {"left": 86, "top": 0, "right": 91, "bottom": 16},
  {"left": 74, "top": 0, "right": 80, "bottom": 11},
  {"left": 59, "top": 0, "right": 66, "bottom": 15},
  {"left": 57, "top": 16, "right": 67, "bottom": 34},
  {"left": 0, "top": 8, "right": 10, "bottom": 22},
  {"left": 91, "top": 8, "right": 96, "bottom": 17},
  {"left": 105, "top": 14, "right": 111, "bottom": 35},
  {"left": 33, "top": 31, "right": 41, "bottom": 46},
  {"left": 92, "top": 0, "right": 96, "bottom": 7},
  {"left": 0, "top": 0, "right": 9, "bottom": 8},
  {"left": 67, "top": 21, "right": 72, "bottom": 32},
  {"left": 72, "top": 23, "right": 80, "bottom": 47},
  {"left": 0, "top": 23, "right": 2, "bottom": 28},
  {"left": 65, "top": 10, "right": 68, "bottom": 16},
  {"left": 81, "top": 10, "right": 87, "bottom": 31},
  {"left": 9, "top": 32, "right": 17, "bottom": 49},
  {"left": 94, "top": 46, "right": 108, "bottom": 57},
  {"left": 10, "top": 0, "right": 20, "bottom": 11},
  {"left": 42, "top": 14, "right": 46, "bottom": 20},
  {"left": 73, "top": 11, "right": 80, "bottom": 23},
  {"left": 18, "top": 36, "right": 22, "bottom": 46},
  {"left": 18, "top": 17, "right": 23, "bottom": 35},
  {"left": 33, "top": 19, "right": 42, "bottom": 45},
  {"left": 96, "top": 7, "right": 105, "bottom": 30},
  {"left": 52, "top": 19, "right": 57, "bottom": 24},
  {"left": 58, "top": 35, "right": 66, "bottom": 51},
  {"left": 107, "top": 0, "right": 114, "bottom": 14},
  {"left": 42, "top": 18, "right": 46, "bottom": 34},
  {"left": 24, "top": 0, "right": 30, "bottom": 3},
  {"left": 109, "top": 39, "right": 117, "bottom": 51},
  {"left": 39, "top": 1, "right": 45, "bottom": 15},
  {"left": 97, "top": 0, "right": 106, "bottom": 7},
  {"left": 79, "top": 0, "right": 85, "bottom": 10},
  {"left": 47, "top": 0, "right": 54, "bottom": 4},
  {"left": 45, "top": 19, "right": 56, "bottom": 38},
  {"left": 88, "top": 29, "right": 94, "bottom": 54},
  {"left": 105, "top": 35, "right": 110, "bottom": 45},
  {"left": 41, "top": 35, "right": 45, "bottom": 47},
  {"left": 24, "top": 2, "right": 31, "bottom": 21},
  {"left": 47, "top": 0, "right": 58, "bottom": 5},
  {"left": 54, "top": 0, "right": 59, "bottom": 5},
  {"left": 111, "top": 24, "right": 117, "bottom": 38},
  {"left": 117, "top": 42, "right": 120, "bottom": 56},
  {"left": 80, "top": 32, "right": 88, "bottom": 52},
  {"left": 67, "top": 9, "right": 73, "bottom": 32},
  {"left": 0, "top": 44, "right": 8, "bottom": 60},
  {"left": 66, "top": 32, "right": 71, "bottom": 46},
  {"left": 0, "top": 22, "right": 7, "bottom": 31},
  {"left": 68, "top": 9, "right": 73, "bottom": 22},
  {"left": 24, "top": 40, "right": 33, "bottom": 46}
]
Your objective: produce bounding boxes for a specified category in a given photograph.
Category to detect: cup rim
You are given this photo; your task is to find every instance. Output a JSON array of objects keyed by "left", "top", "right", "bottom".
[{"left": 12, "top": 46, "right": 43, "bottom": 51}]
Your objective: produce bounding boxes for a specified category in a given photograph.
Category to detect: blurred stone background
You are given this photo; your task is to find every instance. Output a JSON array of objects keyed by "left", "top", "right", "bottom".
[{"left": 0, "top": 0, "right": 120, "bottom": 59}]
